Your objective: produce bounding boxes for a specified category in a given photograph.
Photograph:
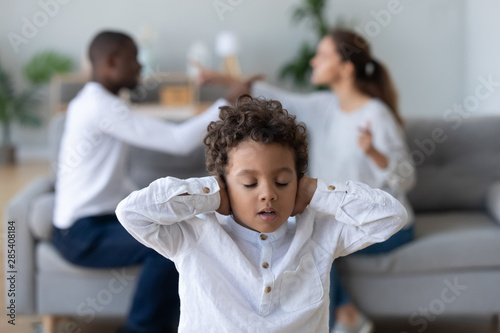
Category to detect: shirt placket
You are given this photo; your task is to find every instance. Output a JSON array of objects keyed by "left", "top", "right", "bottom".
[{"left": 258, "top": 233, "right": 274, "bottom": 316}]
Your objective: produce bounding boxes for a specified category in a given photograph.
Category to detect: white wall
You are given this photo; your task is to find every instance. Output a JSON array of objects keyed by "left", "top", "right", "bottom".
[
  {"left": 464, "top": 0, "right": 500, "bottom": 116},
  {"left": 0, "top": 0, "right": 467, "bottom": 148}
]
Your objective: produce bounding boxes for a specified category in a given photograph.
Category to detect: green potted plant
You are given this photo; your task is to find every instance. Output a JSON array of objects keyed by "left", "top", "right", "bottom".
[
  {"left": 279, "top": 0, "right": 331, "bottom": 90},
  {"left": 0, "top": 51, "right": 72, "bottom": 164}
]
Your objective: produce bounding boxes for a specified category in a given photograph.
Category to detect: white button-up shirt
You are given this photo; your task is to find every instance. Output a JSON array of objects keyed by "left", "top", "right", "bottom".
[
  {"left": 116, "top": 176, "right": 406, "bottom": 332},
  {"left": 53, "top": 81, "right": 226, "bottom": 228}
]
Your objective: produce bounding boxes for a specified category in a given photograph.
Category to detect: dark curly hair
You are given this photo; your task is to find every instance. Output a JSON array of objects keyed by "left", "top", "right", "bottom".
[{"left": 204, "top": 95, "right": 308, "bottom": 182}]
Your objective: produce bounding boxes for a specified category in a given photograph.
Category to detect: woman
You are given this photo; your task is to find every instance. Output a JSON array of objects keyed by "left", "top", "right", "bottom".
[{"left": 198, "top": 29, "right": 415, "bottom": 333}]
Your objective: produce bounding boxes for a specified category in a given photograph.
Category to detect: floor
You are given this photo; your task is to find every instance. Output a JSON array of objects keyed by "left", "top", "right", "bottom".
[{"left": 0, "top": 160, "right": 498, "bottom": 333}]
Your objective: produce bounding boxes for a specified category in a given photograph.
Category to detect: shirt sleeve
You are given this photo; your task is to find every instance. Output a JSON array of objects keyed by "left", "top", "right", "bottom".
[
  {"left": 368, "top": 106, "right": 416, "bottom": 194},
  {"left": 308, "top": 179, "right": 407, "bottom": 258},
  {"left": 251, "top": 81, "right": 322, "bottom": 125},
  {"left": 116, "top": 176, "right": 221, "bottom": 259},
  {"left": 100, "top": 98, "right": 227, "bottom": 155}
]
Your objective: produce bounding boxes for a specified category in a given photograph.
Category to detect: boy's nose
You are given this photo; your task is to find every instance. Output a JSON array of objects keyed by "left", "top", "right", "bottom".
[{"left": 259, "top": 184, "right": 277, "bottom": 202}]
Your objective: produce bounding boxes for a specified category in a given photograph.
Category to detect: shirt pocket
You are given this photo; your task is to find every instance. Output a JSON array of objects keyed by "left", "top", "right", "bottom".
[{"left": 280, "top": 253, "right": 323, "bottom": 312}]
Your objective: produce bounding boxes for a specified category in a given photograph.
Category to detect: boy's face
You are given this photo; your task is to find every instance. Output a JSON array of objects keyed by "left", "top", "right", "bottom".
[{"left": 225, "top": 139, "right": 298, "bottom": 233}]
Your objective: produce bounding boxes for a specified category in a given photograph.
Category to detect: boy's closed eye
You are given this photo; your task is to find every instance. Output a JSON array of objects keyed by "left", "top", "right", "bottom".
[{"left": 243, "top": 182, "right": 289, "bottom": 188}]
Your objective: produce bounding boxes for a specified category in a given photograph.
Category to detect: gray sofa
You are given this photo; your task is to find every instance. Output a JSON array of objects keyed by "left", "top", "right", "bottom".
[{"left": 4, "top": 114, "right": 500, "bottom": 332}]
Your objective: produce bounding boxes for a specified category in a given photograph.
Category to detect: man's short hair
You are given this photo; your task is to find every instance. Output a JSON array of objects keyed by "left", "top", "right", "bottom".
[{"left": 88, "top": 31, "right": 133, "bottom": 65}]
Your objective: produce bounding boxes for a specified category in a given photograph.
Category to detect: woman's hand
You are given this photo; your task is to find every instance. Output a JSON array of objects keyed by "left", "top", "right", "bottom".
[
  {"left": 192, "top": 61, "right": 240, "bottom": 86},
  {"left": 358, "top": 121, "right": 388, "bottom": 169},
  {"left": 215, "top": 176, "right": 231, "bottom": 215},
  {"left": 358, "top": 121, "right": 374, "bottom": 153},
  {"left": 291, "top": 176, "right": 318, "bottom": 216},
  {"left": 224, "top": 74, "right": 265, "bottom": 105}
]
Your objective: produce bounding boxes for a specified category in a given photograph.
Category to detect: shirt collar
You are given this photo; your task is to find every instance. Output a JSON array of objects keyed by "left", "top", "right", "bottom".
[{"left": 225, "top": 216, "right": 289, "bottom": 243}]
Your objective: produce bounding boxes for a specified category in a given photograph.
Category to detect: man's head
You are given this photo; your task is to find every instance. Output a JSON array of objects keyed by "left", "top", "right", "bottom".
[
  {"left": 88, "top": 31, "right": 142, "bottom": 93},
  {"left": 204, "top": 95, "right": 308, "bottom": 233}
]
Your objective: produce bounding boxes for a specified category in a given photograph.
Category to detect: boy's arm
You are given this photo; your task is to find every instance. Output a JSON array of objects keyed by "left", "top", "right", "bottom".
[
  {"left": 116, "top": 176, "right": 222, "bottom": 259},
  {"left": 309, "top": 179, "right": 407, "bottom": 258}
]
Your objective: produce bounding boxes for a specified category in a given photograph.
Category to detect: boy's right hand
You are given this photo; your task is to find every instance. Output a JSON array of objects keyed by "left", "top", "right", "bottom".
[{"left": 216, "top": 176, "right": 231, "bottom": 215}]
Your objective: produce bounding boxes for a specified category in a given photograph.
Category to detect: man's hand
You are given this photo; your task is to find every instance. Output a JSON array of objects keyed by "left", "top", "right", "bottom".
[
  {"left": 215, "top": 176, "right": 231, "bottom": 215},
  {"left": 291, "top": 176, "right": 318, "bottom": 216}
]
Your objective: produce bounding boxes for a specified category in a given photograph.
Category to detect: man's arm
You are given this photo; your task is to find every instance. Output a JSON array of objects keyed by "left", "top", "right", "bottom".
[{"left": 102, "top": 98, "right": 227, "bottom": 155}]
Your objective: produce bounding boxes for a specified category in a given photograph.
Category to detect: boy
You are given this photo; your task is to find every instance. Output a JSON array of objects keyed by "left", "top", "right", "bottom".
[
  {"left": 52, "top": 31, "right": 226, "bottom": 333},
  {"left": 116, "top": 95, "right": 406, "bottom": 332}
]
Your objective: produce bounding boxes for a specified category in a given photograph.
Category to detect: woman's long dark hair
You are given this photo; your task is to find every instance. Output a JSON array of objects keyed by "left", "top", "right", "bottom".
[{"left": 329, "top": 29, "right": 403, "bottom": 126}]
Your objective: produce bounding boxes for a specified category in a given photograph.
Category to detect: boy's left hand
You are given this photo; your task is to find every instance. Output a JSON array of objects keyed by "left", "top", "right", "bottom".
[{"left": 291, "top": 176, "right": 318, "bottom": 216}]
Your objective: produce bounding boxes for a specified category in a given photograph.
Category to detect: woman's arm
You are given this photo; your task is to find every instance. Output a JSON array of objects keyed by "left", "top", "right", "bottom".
[{"left": 366, "top": 108, "right": 416, "bottom": 193}]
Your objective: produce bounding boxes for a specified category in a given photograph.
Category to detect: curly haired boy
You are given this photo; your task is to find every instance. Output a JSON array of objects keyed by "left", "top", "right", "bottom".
[{"left": 116, "top": 95, "right": 406, "bottom": 332}]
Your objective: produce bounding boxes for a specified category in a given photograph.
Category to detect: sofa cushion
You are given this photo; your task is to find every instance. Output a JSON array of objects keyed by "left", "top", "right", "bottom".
[
  {"left": 29, "top": 192, "right": 55, "bottom": 241},
  {"left": 406, "top": 117, "right": 500, "bottom": 212},
  {"left": 338, "top": 212, "right": 500, "bottom": 275}
]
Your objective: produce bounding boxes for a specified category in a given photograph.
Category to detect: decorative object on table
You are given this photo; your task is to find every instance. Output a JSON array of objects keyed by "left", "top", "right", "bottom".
[
  {"left": 215, "top": 31, "right": 241, "bottom": 78},
  {"left": 279, "top": 0, "right": 331, "bottom": 90},
  {"left": 0, "top": 51, "right": 73, "bottom": 164},
  {"left": 138, "top": 25, "right": 159, "bottom": 76},
  {"left": 186, "top": 40, "right": 211, "bottom": 79},
  {"left": 159, "top": 74, "right": 196, "bottom": 107}
]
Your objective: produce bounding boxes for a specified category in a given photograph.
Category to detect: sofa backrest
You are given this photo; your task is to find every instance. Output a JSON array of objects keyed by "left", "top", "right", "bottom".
[
  {"left": 50, "top": 114, "right": 500, "bottom": 213},
  {"left": 405, "top": 116, "right": 500, "bottom": 212}
]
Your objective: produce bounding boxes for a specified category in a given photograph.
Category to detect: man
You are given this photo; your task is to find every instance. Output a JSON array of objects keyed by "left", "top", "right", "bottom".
[{"left": 52, "top": 31, "right": 226, "bottom": 333}]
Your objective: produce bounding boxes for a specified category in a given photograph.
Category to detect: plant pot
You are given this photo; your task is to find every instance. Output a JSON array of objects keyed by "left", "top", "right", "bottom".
[{"left": 0, "top": 145, "right": 16, "bottom": 165}]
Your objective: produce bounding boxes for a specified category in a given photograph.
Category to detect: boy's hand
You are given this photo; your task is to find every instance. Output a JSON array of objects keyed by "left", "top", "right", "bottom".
[
  {"left": 291, "top": 176, "right": 318, "bottom": 216},
  {"left": 215, "top": 177, "right": 231, "bottom": 215}
]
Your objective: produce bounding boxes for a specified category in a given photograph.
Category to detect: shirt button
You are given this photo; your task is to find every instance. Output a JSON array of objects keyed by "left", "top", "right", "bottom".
[
  {"left": 262, "top": 262, "right": 269, "bottom": 269},
  {"left": 202, "top": 187, "right": 210, "bottom": 193},
  {"left": 328, "top": 185, "right": 336, "bottom": 191},
  {"left": 265, "top": 286, "right": 272, "bottom": 293},
  {"left": 260, "top": 234, "right": 268, "bottom": 241}
]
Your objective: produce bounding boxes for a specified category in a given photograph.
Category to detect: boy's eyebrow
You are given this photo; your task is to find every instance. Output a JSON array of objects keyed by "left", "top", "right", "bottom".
[{"left": 236, "top": 167, "right": 294, "bottom": 176}]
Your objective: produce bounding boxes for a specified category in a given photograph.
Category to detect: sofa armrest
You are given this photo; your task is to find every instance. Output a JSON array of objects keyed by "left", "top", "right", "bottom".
[
  {"left": 3, "top": 175, "right": 55, "bottom": 315},
  {"left": 486, "top": 181, "right": 500, "bottom": 226}
]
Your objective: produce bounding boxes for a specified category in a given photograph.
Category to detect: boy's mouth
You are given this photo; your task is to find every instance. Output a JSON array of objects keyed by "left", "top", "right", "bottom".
[{"left": 258, "top": 208, "right": 277, "bottom": 221}]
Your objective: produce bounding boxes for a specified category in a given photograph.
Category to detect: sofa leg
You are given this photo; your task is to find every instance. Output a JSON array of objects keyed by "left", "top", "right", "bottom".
[{"left": 493, "top": 313, "right": 500, "bottom": 333}]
